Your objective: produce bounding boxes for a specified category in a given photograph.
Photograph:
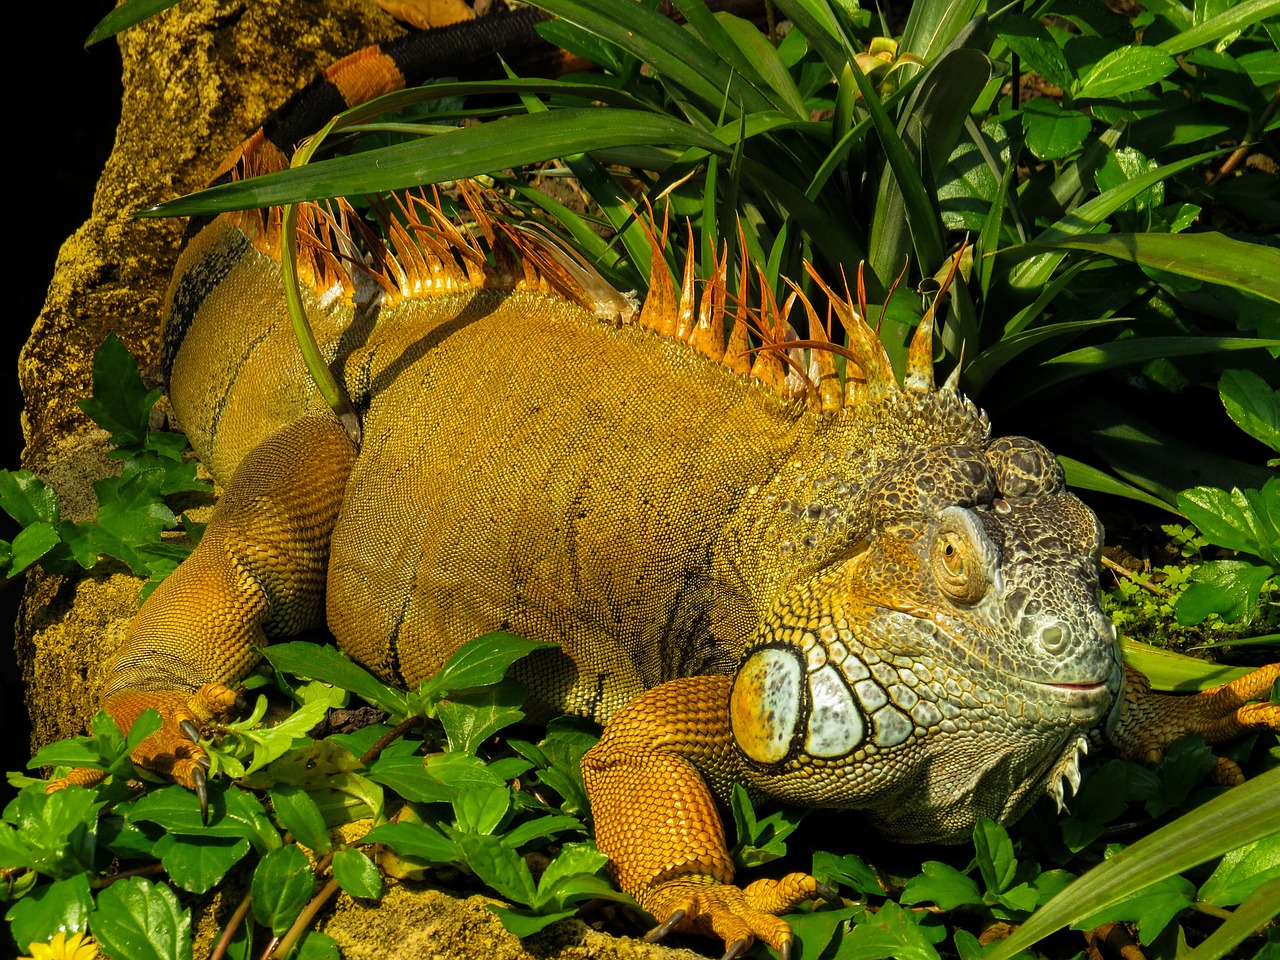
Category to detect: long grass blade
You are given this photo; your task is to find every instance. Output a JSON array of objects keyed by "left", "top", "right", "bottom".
[{"left": 984, "top": 767, "right": 1280, "bottom": 960}]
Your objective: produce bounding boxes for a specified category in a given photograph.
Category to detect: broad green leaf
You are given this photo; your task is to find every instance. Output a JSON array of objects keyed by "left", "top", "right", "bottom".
[
  {"left": 899, "top": 0, "right": 984, "bottom": 61},
  {"left": 499, "top": 814, "right": 586, "bottom": 851},
  {"left": 453, "top": 832, "right": 537, "bottom": 906},
  {"left": 90, "top": 877, "right": 192, "bottom": 960},
  {"left": 4, "top": 873, "right": 93, "bottom": 948},
  {"left": 77, "top": 334, "right": 160, "bottom": 449},
  {"left": 6, "top": 522, "right": 62, "bottom": 576},
  {"left": 2, "top": 785, "right": 101, "bottom": 879},
  {"left": 0, "top": 470, "right": 60, "bottom": 528},
  {"left": 364, "top": 754, "right": 455, "bottom": 804},
  {"left": 1176, "top": 560, "right": 1275, "bottom": 625},
  {"left": 974, "top": 818, "right": 1018, "bottom": 894},
  {"left": 418, "top": 632, "right": 553, "bottom": 701},
  {"left": 1220, "top": 369, "right": 1280, "bottom": 453},
  {"left": 436, "top": 682, "right": 527, "bottom": 755},
  {"left": 1026, "top": 233, "right": 1280, "bottom": 304},
  {"left": 840, "top": 898, "right": 945, "bottom": 960},
  {"left": 251, "top": 844, "right": 315, "bottom": 937},
  {"left": 1177, "top": 481, "right": 1280, "bottom": 566},
  {"left": 1020, "top": 99, "right": 1091, "bottom": 161},
  {"left": 812, "top": 850, "right": 883, "bottom": 896},
  {"left": 1074, "top": 872, "right": 1195, "bottom": 945},
  {"left": 485, "top": 904, "right": 577, "bottom": 938},
  {"left": 361, "top": 821, "right": 459, "bottom": 863},
  {"left": 535, "top": 841, "right": 610, "bottom": 910},
  {"left": 332, "top": 847, "right": 383, "bottom": 900},
  {"left": 983, "top": 766, "right": 1280, "bottom": 960},
  {"left": 1060, "top": 456, "right": 1176, "bottom": 513},
  {"left": 263, "top": 642, "right": 408, "bottom": 716},
  {"left": 1198, "top": 833, "right": 1280, "bottom": 908},
  {"left": 295, "top": 930, "right": 342, "bottom": 960},
  {"left": 153, "top": 834, "right": 251, "bottom": 894},
  {"left": 124, "top": 783, "right": 281, "bottom": 854},
  {"left": 996, "top": 16, "right": 1073, "bottom": 89},
  {"left": 452, "top": 785, "right": 511, "bottom": 836},
  {"left": 270, "top": 784, "right": 333, "bottom": 855},
  {"left": 1075, "top": 46, "right": 1176, "bottom": 99},
  {"left": 900, "top": 861, "right": 983, "bottom": 910}
]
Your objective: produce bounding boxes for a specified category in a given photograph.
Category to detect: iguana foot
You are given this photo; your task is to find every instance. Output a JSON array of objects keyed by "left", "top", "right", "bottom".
[
  {"left": 641, "top": 873, "right": 834, "bottom": 959},
  {"left": 1109, "top": 663, "right": 1279, "bottom": 766},
  {"left": 48, "top": 683, "right": 241, "bottom": 822}
]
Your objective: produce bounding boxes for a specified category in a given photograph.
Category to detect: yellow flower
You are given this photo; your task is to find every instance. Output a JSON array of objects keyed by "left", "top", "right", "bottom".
[{"left": 21, "top": 931, "right": 101, "bottom": 960}]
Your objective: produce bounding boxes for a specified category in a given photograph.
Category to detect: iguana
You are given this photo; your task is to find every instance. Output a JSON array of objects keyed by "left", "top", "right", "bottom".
[{"left": 47, "top": 6, "right": 1280, "bottom": 958}]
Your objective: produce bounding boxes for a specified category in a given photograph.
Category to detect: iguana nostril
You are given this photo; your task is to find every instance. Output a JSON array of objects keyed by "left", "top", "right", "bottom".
[{"left": 1040, "top": 623, "right": 1066, "bottom": 653}]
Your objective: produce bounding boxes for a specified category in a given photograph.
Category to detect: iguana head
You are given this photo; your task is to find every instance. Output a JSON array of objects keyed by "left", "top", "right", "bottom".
[{"left": 728, "top": 399, "right": 1123, "bottom": 844}]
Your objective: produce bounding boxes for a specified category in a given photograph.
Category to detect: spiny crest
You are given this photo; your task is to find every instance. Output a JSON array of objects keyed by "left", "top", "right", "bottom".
[{"left": 230, "top": 181, "right": 964, "bottom": 413}]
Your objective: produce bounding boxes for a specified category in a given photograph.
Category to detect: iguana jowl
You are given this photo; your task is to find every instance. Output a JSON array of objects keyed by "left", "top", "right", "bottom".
[{"left": 51, "top": 8, "right": 1280, "bottom": 957}]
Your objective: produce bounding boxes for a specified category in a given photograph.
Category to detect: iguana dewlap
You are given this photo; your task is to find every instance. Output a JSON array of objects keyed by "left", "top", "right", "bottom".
[{"left": 57, "top": 9, "right": 1280, "bottom": 957}]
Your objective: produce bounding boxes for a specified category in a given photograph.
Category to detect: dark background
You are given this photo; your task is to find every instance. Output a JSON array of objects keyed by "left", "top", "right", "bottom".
[{"left": 3, "top": 6, "right": 123, "bottom": 780}]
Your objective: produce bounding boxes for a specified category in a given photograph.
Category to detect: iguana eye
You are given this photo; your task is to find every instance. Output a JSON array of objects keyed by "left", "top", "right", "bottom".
[{"left": 931, "top": 520, "right": 989, "bottom": 604}]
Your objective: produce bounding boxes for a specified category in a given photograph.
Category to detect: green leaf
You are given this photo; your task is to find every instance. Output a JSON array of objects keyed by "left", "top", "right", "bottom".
[
  {"left": 1020, "top": 99, "right": 1091, "bottom": 161},
  {"left": 364, "top": 754, "right": 455, "bottom": 804},
  {"left": 146, "top": 107, "right": 725, "bottom": 217},
  {"left": 499, "top": 814, "right": 586, "bottom": 851},
  {"left": 361, "top": 822, "right": 459, "bottom": 863},
  {"left": 1026, "top": 233, "right": 1280, "bottom": 304},
  {"left": 270, "top": 784, "right": 333, "bottom": 855},
  {"left": 983, "top": 766, "right": 1280, "bottom": 960},
  {"left": 0, "top": 470, "right": 60, "bottom": 528},
  {"left": 1122, "top": 639, "right": 1252, "bottom": 691},
  {"left": 1182, "top": 876, "right": 1280, "bottom": 960},
  {"left": 840, "top": 898, "right": 944, "bottom": 960},
  {"left": 534, "top": 841, "right": 610, "bottom": 910},
  {"left": 332, "top": 847, "right": 383, "bottom": 900},
  {"left": 997, "top": 16, "right": 1073, "bottom": 89},
  {"left": 973, "top": 818, "right": 1018, "bottom": 894},
  {"left": 900, "top": 861, "right": 983, "bottom": 910},
  {"left": 6, "top": 523, "right": 61, "bottom": 576},
  {"left": 262, "top": 642, "right": 408, "bottom": 716},
  {"left": 1220, "top": 369, "right": 1280, "bottom": 453},
  {"left": 453, "top": 832, "right": 537, "bottom": 906},
  {"left": 124, "top": 783, "right": 281, "bottom": 854},
  {"left": 1176, "top": 560, "right": 1275, "bottom": 625},
  {"left": 1074, "top": 46, "right": 1176, "bottom": 99},
  {"left": 485, "top": 904, "right": 577, "bottom": 938},
  {"left": 436, "top": 682, "right": 527, "bottom": 755},
  {"left": 1177, "top": 481, "right": 1280, "bottom": 566},
  {"left": 251, "top": 844, "right": 315, "bottom": 937},
  {"left": 1157, "top": 0, "right": 1280, "bottom": 55},
  {"left": 90, "top": 877, "right": 192, "bottom": 960},
  {"left": 4, "top": 873, "right": 93, "bottom": 948},
  {"left": 812, "top": 850, "right": 883, "bottom": 896},
  {"left": 295, "top": 930, "right": 342, "bottom": 960},
  {"left": 1199, "top": 832, "right": 1280, "bottom": 908},
  {"left": 85, "top": 0, "right": 183, "bottom": 45},
  {"left": 418, "top": 633, "right": 552, "bottom": 702},
  {"left": 1075, "top": 872, "right": 1196, "bottom": 945},
  {"left": 77, "top": 334, "right": 160, "bottom": 449},
  {"left": 153, "top": 834, "right": 251, "bottom": 894},
  {"left": 2, "top": 785, "right": 101, "bottom": 879},
  {"left": 452, "top": 785, "right": 511, "bottom": 837}
]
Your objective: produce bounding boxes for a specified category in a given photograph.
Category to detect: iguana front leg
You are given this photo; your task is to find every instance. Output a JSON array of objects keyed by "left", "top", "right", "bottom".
[
  {"left": 582, "top": 676, "right": 828, "bottom": 959},
  {"left": 49, "top": 415, "right": 357, "bottom": 810},
  {"left": 1107, "top": 662, "right": 1280, "bottom": 781}
]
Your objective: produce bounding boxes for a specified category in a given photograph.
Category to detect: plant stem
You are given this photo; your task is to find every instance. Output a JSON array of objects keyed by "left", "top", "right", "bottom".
[{"left": 210, "top": 892, "right": 253, "bottom": 960}]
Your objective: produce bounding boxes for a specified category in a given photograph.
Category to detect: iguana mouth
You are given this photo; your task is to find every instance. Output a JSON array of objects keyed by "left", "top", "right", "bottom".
[{"left": 1036, "top": 679, "right": 1113, "bottom": 709}]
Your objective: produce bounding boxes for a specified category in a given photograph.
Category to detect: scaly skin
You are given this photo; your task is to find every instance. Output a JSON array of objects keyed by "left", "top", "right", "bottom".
[{"left": 45, "top": 12, "right": 1280, "bottom": 957}]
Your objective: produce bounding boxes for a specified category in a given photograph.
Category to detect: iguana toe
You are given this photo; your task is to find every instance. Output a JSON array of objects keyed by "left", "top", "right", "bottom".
[
  {"left": 1109, "top": 662, "right": 1280, "bottom": 766},
  {"left": 640, "top": 873, "right": 821, "bottom": 957}
]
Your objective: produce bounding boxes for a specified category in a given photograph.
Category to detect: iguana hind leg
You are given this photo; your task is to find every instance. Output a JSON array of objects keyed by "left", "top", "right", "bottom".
[
  {"left": 1108, "top": 662, "right": 1280, "bottom": 781},
  {"left": 48, "top": 415, "right": 356, "bottom": 807},
  {"left": 582, "top": 676, "right": 828, "bottom": 958}
]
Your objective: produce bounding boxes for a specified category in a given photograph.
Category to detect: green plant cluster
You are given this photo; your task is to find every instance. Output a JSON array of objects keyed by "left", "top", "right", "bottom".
[
  {"left": 3, "top": 634, "right": 623, "bottom": 959},
  {"left": 0, "top": 334, "right": 209, "bottom": 595}
]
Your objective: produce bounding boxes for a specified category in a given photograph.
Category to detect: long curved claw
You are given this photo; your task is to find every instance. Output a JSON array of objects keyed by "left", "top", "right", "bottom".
[
  {"left": 815, "top": 881, "right": 841, "bottom": 906},
  {"left": 180, "top": 719, "right": 202, "bottom": 744},
  {"left": 191, "top": 763, "right": 209, "bottom": 825},
  {"left": 644, "top": 908, "right": 687, "bottom": 943},
  {"left": 721, "top": 938, "right": 749, "bottom": 960}
]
